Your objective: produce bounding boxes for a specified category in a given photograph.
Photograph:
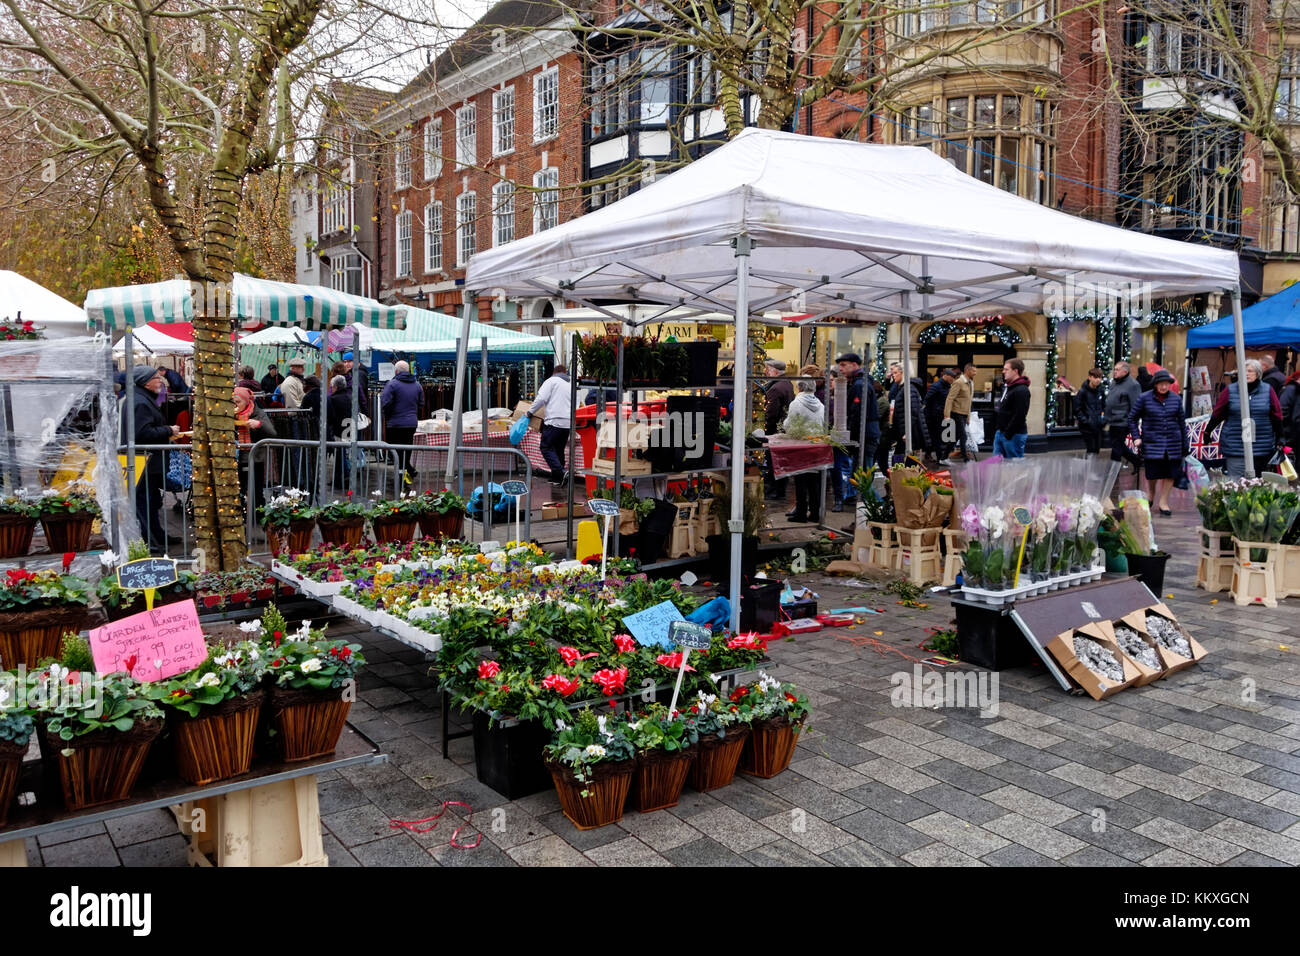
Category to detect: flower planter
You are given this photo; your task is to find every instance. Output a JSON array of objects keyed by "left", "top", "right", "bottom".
[
  {"left": 546, "top": 757, "right": 634, "bottom": 830},
  {"left": 0, "top": 605, "right": 88, "bottom": 670},
  {"left": 0, "top": 737, "right": 26, "bottom": 827},
  {"left": 1196, "top": 526, "right": 1234, "bottom": 558},
  {"left": 316, "top": 518, "right": 366, "bottom": 549},
  {"left": 40, "top": 514, "right": 94, "bottom": 553},
  {"left": 740, "top": 717, "right": 801, "bottom": 779},
  {"left": 1124, "top": 552, "right": 1170, "bottom": 595},
  {"left": 631, "top": 747, "right": 694, "bottom": 812},
  {"left": 41, "top": 719, "right": 163, "bottom": 811},
  {"left": 0, "top": 514, "right": 36, "bottom": 559},
  {"left": 1278, "top": 544, "right": 1300, "bottom": 600},
  {"left": 171, "top": 693, "right": 263, "bottom": 785},
  {"left": 418, "top": 510, "right": 464, "bottom": 541},
  {"left": 268, "top": 684, "right": 352, "bottom": 762},
  {"left": 472, "top": 711, "right": 553, "bottom": 799},
  {"left": 264, "top": 519, "right": 315, "bottom": 557},
  {"left": 372, "top": 516, "right": 417, "bottom": 544},
  {"left": 688, "top": 727, "right": 750, "bottom": 792}
]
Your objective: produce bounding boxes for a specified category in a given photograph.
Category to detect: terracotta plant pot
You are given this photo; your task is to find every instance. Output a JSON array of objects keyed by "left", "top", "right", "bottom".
[
  {"left": 41, "top": 719, "right": 163, "bottom": 811},
  {"left": 0, "top": 514, "right": 36, "bottom": 559},
  {"left": 317, "top": 518, "right": 366, "bottom": 549},
  {"left": 688, "top": 727, "right": 750, "bottom": 792},
  {"left": 171, "top": 693, "right": 263, "bottom": 785},
  {"left": 418, "top": 510, "right": 464, "bottom": 541},
  {"left": 740, "top": 717, "right": 801, "bottom": 779},
  {"left": 0, "top": 737, "right": 27, "bottom": 827},
  {"left": 40, "top": 514, "right": 95, "bottom": 553},
  {"left": 264, "top": 519, "right": 315, "bottom": 557},
  {"left": 546, "top": 757, "right": 634, "bottom": 830},
  {"left": 268, "top": 684, "right": 352, "bottom": 762},
  {"left": 631, "top": 747, "right": 694, "bottom": 812},
  {"left": 372, "top": 516, "right": 417, "bottom": 544},
  {"left": 0, "top": 605, "right": 88, "bottom": 670}
]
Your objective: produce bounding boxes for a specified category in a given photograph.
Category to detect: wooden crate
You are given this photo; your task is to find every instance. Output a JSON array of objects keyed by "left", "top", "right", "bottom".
[
  {"left": 941, "top": 529, "right": 967, "bottom": 587},
  {"left": 894, "top": 526, "right": 943, "bottom": 586},
  {"left": 1196, "top": 553, "right": 1233, "bottom": 593},
  {"left": 1231, "top": 540, "right": 1280, "bottom": 608},
  {"left": 591, "top": 419, "right": 653, "bottom": 475},
  {"left": 668, "top": 501, "right": 696, "bottom": 559}
]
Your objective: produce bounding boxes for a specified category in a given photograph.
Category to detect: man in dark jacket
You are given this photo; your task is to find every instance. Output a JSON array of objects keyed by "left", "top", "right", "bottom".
[
  {"left": 763, "top": 358, "right": 794, "bottom": 500},
  {"left": 1105, "top": 361, "right": 1143, "bottom": 473},
  {"left": 993, "top": 358, "right": 1030, "bottom": 459},
  {"left": 327, "top": 375, "right": 354, "bottom": 493},
  {"left": 882, "top": 365, "right": 931, "bottom": 465},
  {"left": 260, "top": 364, "right": 284, "bottom": 395},
  {"left": 924, "top": 370, "right": 953, "bottom": 462},
  {"left": 381, "top": 360, "right": 425, "bottom": 484},
  {"left": 832, "top": 353, "right": 874, "bottom": 512},
  {"left": 1261, "top": 354, "right": 1287, "bottom": 398},
  {"left": 121, "top": 365, "right": 179, "bottom": 553},
  {"left": 1129, "top": 369, "right": 1188, "bottom": 515},
  {"left": 1073, "top": 368, "right": 1106, "bottom": 456}
]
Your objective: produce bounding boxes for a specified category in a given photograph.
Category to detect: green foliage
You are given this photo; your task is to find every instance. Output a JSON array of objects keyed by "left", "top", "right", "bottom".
[
  {"left": 626, "top": 704, "right": 699, "bottom": 753},
  {"left": 32, "top": 485, "right": 101, "bottom": 517},
  {"left": 0, "top": 569, "right": 91, "bottom": 612},
  {"left": 58, "top": 632, "right": 94, "bottom": 672},
  {"left": 126, "top": 540, "right": 153, "bottom": 561},
  {"left": 149, "top": 641, "right": 268, "bottom": 718},
  {"left": 921, "top": 628, "right": 960, "bottom": 657},
  {"left": 886, "top": 577, "right": 925, "bottom": 605},
  {"left": 34, "top": 668, "right": 162, "bottom": 744}
]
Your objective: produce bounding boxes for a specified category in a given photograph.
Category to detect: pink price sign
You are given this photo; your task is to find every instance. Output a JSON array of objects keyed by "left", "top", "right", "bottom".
[{"left": 88, "top": 599, "right": 208, "bottom": 682}]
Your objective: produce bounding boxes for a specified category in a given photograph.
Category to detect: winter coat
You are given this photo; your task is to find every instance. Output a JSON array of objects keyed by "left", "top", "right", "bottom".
[
  {"left": 784, "top": 391, "right": 825, "bottom": 431},
  {"left": 1074, "top": 381, "right": 1105, "bottom": 431},
  {"left": 327, "top": 389, "right": 353, "bottom": 441},
  {"left": 1263, "top": 366, "right": 1287, "bottom": 398},
  {"left": 381, "top": 371, "right": 424, "bottom": 428},
  {"left": 944, "top": 375, "right": 972, "bottom": 417},
  {"left": 764, "top": 377, "right": 794, "bottom": 434},
  {"left": 1213, "top": 380, "right": 1280, "bottom": 459},
  {"left": 1282, "top": 381, "right": 1300, "bottom": 447},
  {"left": 888, "top": 378, "right": 930, "bottom": 447},
  {"left": 1128, "top": 389, "right": 1188, "bottom": 460},
  {"left": 121, "top": 388, "right": 173, "bottom": 476},
  {"left": 996, "top": 377, "right": 1031, "bottom": 437},
  {"left": 1104, "top": 373, "right": 1142, "bottom": 426},
  {"left": 924, "top": 380, "right": 950, "bottom": 422}
]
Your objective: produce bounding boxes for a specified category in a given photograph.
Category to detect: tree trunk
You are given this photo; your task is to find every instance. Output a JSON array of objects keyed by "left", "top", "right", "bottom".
[{"left": 190, "top": 312, "right": 246, "bottom": 570}]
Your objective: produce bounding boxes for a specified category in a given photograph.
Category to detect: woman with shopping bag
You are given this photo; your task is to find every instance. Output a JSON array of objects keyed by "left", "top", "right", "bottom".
[{"left": 1128, "top": 369, "right": 1187, "bottom": 517}]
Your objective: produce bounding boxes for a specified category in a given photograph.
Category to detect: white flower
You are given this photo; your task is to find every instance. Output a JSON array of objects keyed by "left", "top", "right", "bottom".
[
  {"left": 238, "top": 621, "right": 261, "bottom": 633},
  {"left": 584, "top": 744, "right": 606, "bottom": 758},
  {"left": 300, "top": 658, "right": 323, "bottom": 674},
  {"left": 194, "top": 672, "right": 221, "bottom": 689},
  {"left": 596, "top": 715, "right": 608, "bottom": 737},
  {"left": 697, "top": 690, "right": 717, "bottom": 708},
  {"left": 708, "top": 673, "right": 720, "bottom": 684},
  {"left": 980, "top": 506, "right": 1007, "bottom": 540},
  {"left": 555, "top": 719, "right": 568, "bottom": 731},
  {"left": 246, "top": 645, "right": 260, "bottom": 660},
  {"left": 41, "top": 488, "right": 57, "bottom": 498},
  {"left": 99, "top": 550, "right": 118, "bottom": 569}
]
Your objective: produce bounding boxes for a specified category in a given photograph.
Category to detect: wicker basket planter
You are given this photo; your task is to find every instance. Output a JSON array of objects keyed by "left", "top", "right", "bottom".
[
  {"left": 268, "top": 684, "right": 352, "bottom": 762},
  {"left": 316, "top": 518, "right": 366, "bottom": 549},
  {"left": 0, "top": 514, "right": 36, "bottom": 559},
  {"left": 0, "top": 737, "right": 27, "bottom": 827},
  {"left": 546, "top": 757, "right": 634, "bottom": 830},
  {"left": 264, "top": 519, "right": 315, "bottom": 557},
  {"left": 372, "top": 516, "right": 417, "bottom": 544},
  {"left": 688, "top": 727, "right": 750, "bottom": 792},
  {"left": 41, "top": 718, "right": 163, "bottom": 811},
  {"left": 0, "top": 605, "right": 88, "bottom": 670},
  {"left": 40, "top": 514, "right": 94, "bottom": 553},
  {"left": 418, "top": 510, "right": 464, "bottom": 541},
  {"left": 740, "top": 717, "right": 802, "bottom": 779},
  {"left": 631, "top": 747, "right": 695, "bottom": 812},
  {"left": 171, "top": 693, "right": 263, "bottom": 785}
]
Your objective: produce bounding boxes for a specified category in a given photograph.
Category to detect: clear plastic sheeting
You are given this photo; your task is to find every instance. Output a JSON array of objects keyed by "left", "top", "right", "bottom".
[{"left": 0, "top": 335, "right": 125, "bottom": 554}]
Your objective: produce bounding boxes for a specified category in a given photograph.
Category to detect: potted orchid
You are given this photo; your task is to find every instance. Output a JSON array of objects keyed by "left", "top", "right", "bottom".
[
  {"left": 958, "top": 504, "right": 1009, "bottom": 591},
  {"left": 1074, "top": 495, "right": 1105, "bottom": 572},
  {"left": 1029, "top": 500, "right": 1056, "bottom": 583},
  {"left": 543, "top": 708, "right": 636, "bottom": 829}
]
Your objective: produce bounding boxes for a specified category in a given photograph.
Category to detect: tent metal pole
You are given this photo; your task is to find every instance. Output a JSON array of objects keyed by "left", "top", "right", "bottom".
[
  {"left": 318, "top": 348, "right": 329, "bottom": 505},
  {"left": 1231, "top": 288, "right": 1254, "bottom": 478},
  {"left": 447, "top": 295, "right": 476, "bottom": 488},
  {"left": 124, "top": 328, "right": 137, "bottom": 537},
  {"left": 350, "top": 325, "right": 361, "bottom": 492},
  {"left": 901, "top": 318, "right": 913, "bottom": 454},
  {"left": 729, "top": 235, "right": 752, "bottom": 635}
]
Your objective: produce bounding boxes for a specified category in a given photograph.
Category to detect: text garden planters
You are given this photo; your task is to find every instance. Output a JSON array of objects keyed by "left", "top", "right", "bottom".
[
  {"left": 317, "top": 518, "right": 366, "bottom": 549},
  {"left": 372, "top": 516, "right": 417, "bottom": 544},
  {"left": 0, "top": 738, "right": 25, "bottom": 827},
  {"left": 688, "top": 727, "right": 750, "bottom": 792},
  {"left": 0, "top": 514, "right": 36, "bottom": 559},
  {"left": 171, "top": 693, "right": 263, "bottom": 785},
  {"left": 631, "top": 747, "right": 694, "bottom": 812},
  {"left": 40, "top": 719, "right": 163, "bottom": 811},
  {"left": 418, "top": 510, "right": 464, "bottom": 541},
  {"left": 265, "top": 519, "right": 315, "bottom": 557},
  {"left": 472, "top": 711, "right": 553, "bottom": 799},
  {"left": 547, "top": 757, "right": 635, "bottom": 830},
  {"left": 740, "top": 717, "right": 801, "bottom": 779},
  {"left": 0, "top": 605, "right": 88, "bottom": 670},
  {"left": 40, "top": 514, "right": 94, "bottom": 553},
  {"left": 268, "top": 684, "right": 352, "bottom": 762}
]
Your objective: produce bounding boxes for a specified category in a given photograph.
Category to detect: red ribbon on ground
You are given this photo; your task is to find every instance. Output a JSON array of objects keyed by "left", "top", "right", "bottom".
[{"left": 389, "top": 801, "right": 482, "bottom": 849}]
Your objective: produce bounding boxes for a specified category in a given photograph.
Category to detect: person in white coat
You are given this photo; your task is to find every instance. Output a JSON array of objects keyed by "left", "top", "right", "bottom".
[
  {"left": 529, "top": 363, "right": 574, "bottom": 485},
  {"left": 783, "top": 380, "right": 827, "bottom": 523}
]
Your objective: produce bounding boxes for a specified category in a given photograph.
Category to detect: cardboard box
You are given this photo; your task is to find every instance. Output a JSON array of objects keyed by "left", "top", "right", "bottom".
[
  {"left": 540, "top": 502, "right": 571, "bottom": 520},
  {"left": 1096, "top": 620, "right": 1164, "bottom": 686},
  {"left": 1134, "top": 603, "right": 1208, "bottom": 675},
  {"left": 511, "top": 400, "right": 543, "bottom": 432},
  {"left": 1046, "top": 622, "right": 1141, "bottom": 701}
]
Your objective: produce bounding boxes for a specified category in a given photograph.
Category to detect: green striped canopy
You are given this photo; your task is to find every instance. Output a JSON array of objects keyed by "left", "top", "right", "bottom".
[
  {"left": 367, "top": 306, "right": 551, "bottom": 354},
  {"left": 85, "top": 274, "right": 406, "bottom": 332}
]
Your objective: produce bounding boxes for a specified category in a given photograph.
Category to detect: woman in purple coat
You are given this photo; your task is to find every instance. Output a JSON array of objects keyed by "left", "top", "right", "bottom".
[{"left": 1128, "top": 369, "right": 1188, "bottom": 517}]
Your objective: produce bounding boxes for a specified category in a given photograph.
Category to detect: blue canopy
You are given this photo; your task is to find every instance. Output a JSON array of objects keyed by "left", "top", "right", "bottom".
[{"left": 1188, "top": 286, "right": 1300, "bottom": 348}]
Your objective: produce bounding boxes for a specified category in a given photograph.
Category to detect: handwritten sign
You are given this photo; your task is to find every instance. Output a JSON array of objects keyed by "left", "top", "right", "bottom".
[
  {"left": 115, "top": 558, "right": 178, "bottom": 591},
  {"left": 89, "top": 599, "right": 208, "bottom": 682},
  {"left": 622, "top": 600, "right": 685, "bottom": 648},
  {"left": 587, "top": 498, "right": 621, "bottom": 517},
  {"left": 668, "top": 620, "right": 712, "bottom": 650},
  {"left": 501, "top": 480, "right": 528, "bottom": 496}
]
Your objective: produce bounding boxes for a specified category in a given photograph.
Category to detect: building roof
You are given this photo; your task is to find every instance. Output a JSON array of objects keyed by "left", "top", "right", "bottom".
[
  {"left": 401, "top": 0, "right": 571, "bottom": 97},
  {"left": 319, "top": 81, "right": 398, "bottom": 127}
]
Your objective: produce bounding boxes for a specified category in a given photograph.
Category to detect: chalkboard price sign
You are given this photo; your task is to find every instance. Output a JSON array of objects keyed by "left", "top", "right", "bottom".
[
  {"left": 668, "top": 620, "right": 712, "bottom": 650},
  {"left": 501, "top": 480, "right": 528, "bottom": 496},
  {"left": 116, "top": 558, "right": 179, "bottom": 592},
  {"left": 587, "top": 498, "right": 621, "bottom": 517}
]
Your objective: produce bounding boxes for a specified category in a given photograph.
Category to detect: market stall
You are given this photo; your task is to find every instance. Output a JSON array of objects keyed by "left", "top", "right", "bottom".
[{"left": 0, "top": 271, "right": 90, "bottom": 341}]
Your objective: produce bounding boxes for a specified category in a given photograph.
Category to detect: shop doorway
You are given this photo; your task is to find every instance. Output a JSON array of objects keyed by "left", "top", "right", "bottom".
[{"left": 917, "top": 322, "right": 1020, "bottom": 398}]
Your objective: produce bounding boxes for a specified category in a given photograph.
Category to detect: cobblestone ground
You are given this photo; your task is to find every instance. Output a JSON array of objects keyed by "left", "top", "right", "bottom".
[{"left": 27, "top": 484, "right": 1300, "bottom": 867}]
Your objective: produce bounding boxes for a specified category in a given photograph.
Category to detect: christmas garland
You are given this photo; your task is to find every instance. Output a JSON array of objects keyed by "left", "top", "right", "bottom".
[
  {"left": 873, "top": 323, "right": 888, "bottom": 383},
  {"left": 916, "top": 320, "right": 1022, "bottom": 348},
  {"left": 1045, "top": 320, "right": 1058, "bottom": 430}
]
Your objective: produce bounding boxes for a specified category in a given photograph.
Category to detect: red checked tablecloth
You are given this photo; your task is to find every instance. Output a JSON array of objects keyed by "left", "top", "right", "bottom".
[
  {"left": 412, "top": 429, "right": 549, "bottom": 475},
  {"left": 767, "top": 437, "right": 834, "bottom": 479}
]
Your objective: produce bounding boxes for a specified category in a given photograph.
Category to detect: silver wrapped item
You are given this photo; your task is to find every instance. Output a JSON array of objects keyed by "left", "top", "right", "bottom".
[
  {"left": 1145, "top": 614, "right": 1192, "bottom": 658},
  {"left": 1073, "top": 635, "right": 1125, "bottom": 683},
  {"left": 1114, "top": 626, "right": 1160, "bottom": 670}
]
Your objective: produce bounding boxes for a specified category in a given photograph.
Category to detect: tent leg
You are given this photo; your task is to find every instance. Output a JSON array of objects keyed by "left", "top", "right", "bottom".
[
  {"left": 901, "top": 318, "right": 913, "bottom": 455},
  {"left": 350, "top": 326, "right": 361, "bottom": 493},
  {"left": 729, "top": 235, "right": 752, "bottom": 635},
  {"left": 124, "top": 329, "right": 137, "bottom": 542},
  {"left": 1231, "top": 288, "right": 1254, "bottom": 477},
  {"left": 318, "top": 352, "right": 329, "bottom": 506},
  {"left": 447, "top": 296, "right": 476, "bottom": 488}
]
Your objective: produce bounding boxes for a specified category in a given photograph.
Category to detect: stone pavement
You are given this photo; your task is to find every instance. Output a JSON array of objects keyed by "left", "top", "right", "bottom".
[{"left": 23, "top": 483, "right": 1300, "bottom": 867}]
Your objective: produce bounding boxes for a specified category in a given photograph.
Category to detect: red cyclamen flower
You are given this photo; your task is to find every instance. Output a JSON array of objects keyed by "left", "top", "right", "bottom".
[{"left": 477, "top": 660, "right": 502, "bottom": 680}]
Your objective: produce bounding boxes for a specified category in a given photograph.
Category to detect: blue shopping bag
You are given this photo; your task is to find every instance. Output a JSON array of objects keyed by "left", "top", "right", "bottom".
[{"left": 508, "top": 415, "right": 529, "bottom": 446}]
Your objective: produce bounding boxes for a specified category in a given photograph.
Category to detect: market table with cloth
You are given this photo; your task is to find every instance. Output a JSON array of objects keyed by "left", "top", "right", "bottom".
[
  {"left": 412, "top": 428, "right": 548, "bottom": 475},
  {"left": 766, "top": 436, "right": 834, "bottom": 479}
]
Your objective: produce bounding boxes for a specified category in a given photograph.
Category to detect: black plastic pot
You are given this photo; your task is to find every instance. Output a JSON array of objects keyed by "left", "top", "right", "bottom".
[
  {"left": 952, "top": 599, "right": 1036, "bottom": 670},
  {"left": 635, "top": 529, "right": 669, "bottom": 565},
  {"left": 739, "top": 580, "right": 784, "bottom": 633},
  {"left": 1124, "top": 551, "right": 1170, "bottom": 595},
  {"left": 472, "top": 711, "right": 553, "bottom": 799},
  {"left": 681, "top": 341, "right": 721, "bottom": 387},
  {"left": 706, "top": 533, "right": 759, "bottom": 582}
]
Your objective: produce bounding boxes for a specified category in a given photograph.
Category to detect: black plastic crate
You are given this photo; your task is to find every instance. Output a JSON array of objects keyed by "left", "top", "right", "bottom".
[{"left": 472, "top": 711, "right": 553, "bottom": 799}]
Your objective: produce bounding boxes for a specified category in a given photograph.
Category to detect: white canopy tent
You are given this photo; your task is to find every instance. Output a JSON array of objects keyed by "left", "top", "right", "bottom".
[
  {"left": 110, "top": 322, "right": 195, "bottom": 357},
  {"left": 459, "top": 128, "right": 1246, "bottom": 631},
  {"left": 0, "top": 271, "right": 91, "bottom": 340}
]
